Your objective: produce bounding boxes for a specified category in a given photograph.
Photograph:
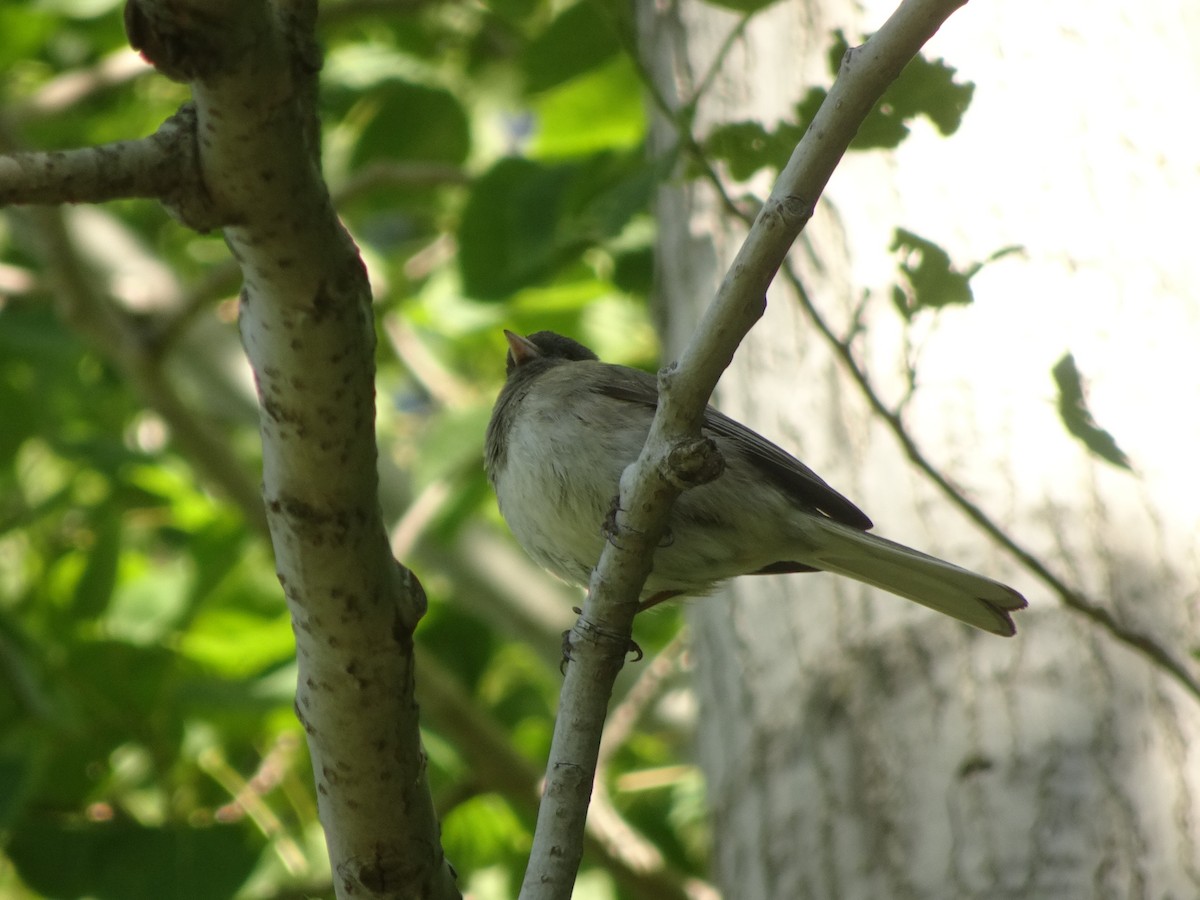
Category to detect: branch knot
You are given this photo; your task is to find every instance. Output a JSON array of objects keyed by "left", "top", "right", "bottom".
[
  {"left": 661, "top": 436, "right": 724, "bottom": 490},
  {"left": 769, "top": 194, "right": 815, "bottom": 231}
]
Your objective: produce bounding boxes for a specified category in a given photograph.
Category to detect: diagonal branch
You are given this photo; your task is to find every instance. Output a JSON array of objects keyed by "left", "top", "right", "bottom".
[{"left": 519, "top": 0, "right": 970, "bottom": 896}]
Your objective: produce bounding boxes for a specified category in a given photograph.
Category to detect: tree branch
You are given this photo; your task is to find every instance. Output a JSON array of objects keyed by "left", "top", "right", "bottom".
[
  {"left": 519, "top": 0, "right": 969, "bottom": 896},
  {"left": 0, "top": 107, "right": 201, "bottom": 209},
  {"left": 121, "top": 0, "right": 458, "bottom": 895}
]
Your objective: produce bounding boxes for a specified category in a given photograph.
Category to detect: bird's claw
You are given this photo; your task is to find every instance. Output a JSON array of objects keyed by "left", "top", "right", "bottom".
[{"left": 559, "top": 610, "right": 644, "bottom": 672}]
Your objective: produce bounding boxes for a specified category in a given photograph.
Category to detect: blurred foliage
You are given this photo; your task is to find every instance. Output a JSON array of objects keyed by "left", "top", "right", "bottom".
[
  {"left": 0, "top": 1, "right": 989, "bottom": 897},
  {"left": 703, "top": 30, "right": 975, "bottom": 180},
  {"left": 1052, "top": 353, "right": 1133, "bottom": 471},
  {"left": 889, "top": 228, "right": 1022, "bottom": 320}
]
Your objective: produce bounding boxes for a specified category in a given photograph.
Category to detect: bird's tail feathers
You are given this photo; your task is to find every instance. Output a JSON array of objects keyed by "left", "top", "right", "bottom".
[{"left": 802, "top": 519, "right": 1027, "bottom": 636}]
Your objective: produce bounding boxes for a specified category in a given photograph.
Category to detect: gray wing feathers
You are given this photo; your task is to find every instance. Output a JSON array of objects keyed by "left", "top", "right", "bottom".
[{"left": 591, "top": 365, "right": 873, "bottom": 531}]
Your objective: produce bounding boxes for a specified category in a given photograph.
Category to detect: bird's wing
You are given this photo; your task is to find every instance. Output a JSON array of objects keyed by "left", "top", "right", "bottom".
[{"left": 591, "top": 364, "right": 873, "bottom": 531}]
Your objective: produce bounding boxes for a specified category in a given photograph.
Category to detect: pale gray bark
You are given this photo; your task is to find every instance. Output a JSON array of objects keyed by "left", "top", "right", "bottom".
[{"left": 117, "top": 1, "right": 460, "bottom": 896}]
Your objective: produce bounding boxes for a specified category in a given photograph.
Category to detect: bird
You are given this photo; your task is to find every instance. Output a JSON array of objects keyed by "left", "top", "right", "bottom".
[{"left": 484, "top": 329, "right": 1027, "bottom": 636}]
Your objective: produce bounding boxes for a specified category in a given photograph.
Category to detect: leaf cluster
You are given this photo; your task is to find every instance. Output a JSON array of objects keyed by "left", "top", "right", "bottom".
[{"left": 704, "top": 29, "right": 975, "bottom": 181}]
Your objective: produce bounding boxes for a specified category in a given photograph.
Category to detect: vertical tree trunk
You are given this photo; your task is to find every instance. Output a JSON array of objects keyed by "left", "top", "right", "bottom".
[{"left": 640, "top": 1, "right": 1200, "bottom": 897}]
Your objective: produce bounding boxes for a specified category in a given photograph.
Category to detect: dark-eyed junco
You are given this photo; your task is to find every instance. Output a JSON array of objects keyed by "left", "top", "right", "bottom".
[{"left": 485, "top": 330, "right": 1027, "bottom": 636}]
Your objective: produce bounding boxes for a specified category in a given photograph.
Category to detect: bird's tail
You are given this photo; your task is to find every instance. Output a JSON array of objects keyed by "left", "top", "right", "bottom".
[{"left": 801, "top": 519, "right": 1028, "bottom": 636}]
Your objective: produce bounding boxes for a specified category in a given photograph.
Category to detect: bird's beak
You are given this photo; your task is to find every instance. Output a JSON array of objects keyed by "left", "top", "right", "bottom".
[{"left": 503, "top": 330, "right": 541, "bottom": 366}]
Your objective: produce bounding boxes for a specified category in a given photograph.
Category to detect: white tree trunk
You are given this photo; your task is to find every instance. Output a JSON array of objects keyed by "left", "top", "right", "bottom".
[{"left": 640, "top": 0, "right": 1200, "bottom": 897}]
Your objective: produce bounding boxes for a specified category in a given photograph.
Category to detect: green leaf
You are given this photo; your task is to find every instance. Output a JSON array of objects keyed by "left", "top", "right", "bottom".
[
  {"left": 531, "top": 56, "right": 646, "bottom": 157},
  {"left": 458, "top": 154, "right": 655, "bottom": 299},
  {"left": 703, "top": 30, "right": 974, "bottom": 180},
  {"left": 484, "top": 0, "right": 541, "bottom": 25},
  {"left": 780, "top": 32, "right": 977, "bottom": 156},
  {"left": 0, "top": 7, "right": 60, "bottom": 67},
  {"left": 0, "top": 734, "right": 49, "bottom": 829},
  {"left": 102, "top": 554, "right": 192, "bottom": 645},
  {"left": 19, "top": 641, "right": 185, "bottom": 811},
  {"left": 7, "top": 821, "right": 261, "bottom": 900},
  {"left": 1052, "top": 354, "right": 1133, "bottom": 471},
  {"left": 703, "top": 120, "right": 801, "bottom": 181},
  {"left": 351, "top": 80, "right": 470, "bottom": 167},
  {"left": 441, "top": 793, "right": 530, "bottom": 875},
  {"left": 884, "top": 47, "right": 975, "bottom": 138},
  {"left": 889, "top": 228, "right": 975, "bottom": 319},
  {"left": 564, "top": 153, "right": 661, "bottom": 240},
  {"left": 415, "top": 406, "right": 492, "bottom": 487},
  {"left": 59, "top": 642, "right": 182, "bottom": 744},
  {"left": 458, "top": 157, "right": 578, "bottom": 299},
  {"left": 824, "top": 31, "right": 975, "bottom": 150},
  {"left": 521, "top": 1, "right": 621, "bottom": 94},
  {"left": 612, "top": 244, "right": 655, "bottom": 295}
]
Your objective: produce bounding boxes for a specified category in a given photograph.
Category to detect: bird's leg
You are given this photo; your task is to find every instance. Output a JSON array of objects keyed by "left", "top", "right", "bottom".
[
  {"left": 638, "top": 590, "right": 682, "bottom": 613},
  {"left": 560, "top": 606, "right": 644, "bottom": 673},
  {"left": 559, "top": 627, "right": 574, "bottom": 674},
  {"left": 601, "top": 498, "right": 623, "bottom": 547}
]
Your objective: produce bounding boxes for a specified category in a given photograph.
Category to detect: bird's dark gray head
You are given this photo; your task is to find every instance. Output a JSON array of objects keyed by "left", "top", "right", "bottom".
[
  {"left": 487, "top": 330, "right": 600, "bottom": 478},
  {"left": 503, "top": 330, "right": 598, "bottom": 376}
]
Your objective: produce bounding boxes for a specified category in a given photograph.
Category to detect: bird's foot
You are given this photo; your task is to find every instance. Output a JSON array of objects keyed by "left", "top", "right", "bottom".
[{"left": 560, "top": 606, "right": 643, "bottom": 672}]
